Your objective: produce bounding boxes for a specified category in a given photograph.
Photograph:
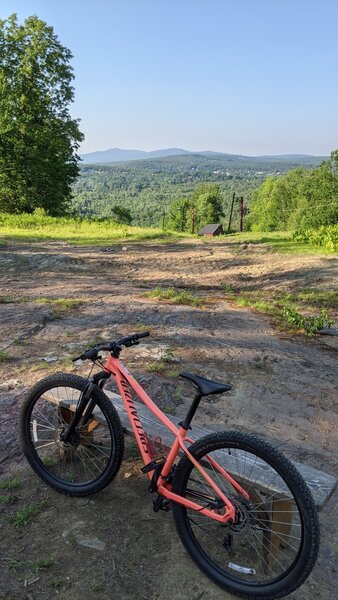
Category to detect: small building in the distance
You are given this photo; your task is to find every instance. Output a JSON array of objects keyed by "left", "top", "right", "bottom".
[{"left": 198, "top": 223, "right": 224, "bottom": 237}]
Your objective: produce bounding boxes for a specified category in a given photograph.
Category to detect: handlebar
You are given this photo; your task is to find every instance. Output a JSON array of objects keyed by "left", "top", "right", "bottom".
[{"left": 72, "top": 331, "right": 150, "bottom": 362}]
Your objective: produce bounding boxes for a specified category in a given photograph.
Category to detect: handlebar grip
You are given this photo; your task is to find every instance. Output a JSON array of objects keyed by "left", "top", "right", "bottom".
[
  {"left": 137, "top": 331, "right": 150, "bottom": 339},
  {"left": 72, "top": 347, "right": 98, "bottom": 362}
]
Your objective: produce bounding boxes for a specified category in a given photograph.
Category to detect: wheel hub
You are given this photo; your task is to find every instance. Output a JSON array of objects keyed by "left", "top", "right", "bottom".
[
  {"left": 56, "top": 427, "right": 80, "bottom": 449},
  {"left": 228, "top": 497, "right": 256, "bottom": 535}
]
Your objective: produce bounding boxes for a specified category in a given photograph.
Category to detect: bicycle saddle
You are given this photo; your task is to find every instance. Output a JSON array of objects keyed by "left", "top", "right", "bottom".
[{"left": 179, "top": 372, "right": 232, "bottom": 396}]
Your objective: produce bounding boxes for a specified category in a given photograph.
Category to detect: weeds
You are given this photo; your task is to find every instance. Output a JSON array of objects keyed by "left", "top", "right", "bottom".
[
  {"left": 49, "top": 578, "right": 62, "bottom": 589},
  {"left": 144, "top": 287, "right": 203, "bottom": 307},
  {"left": 0, "top": 495, "right": 9, "bottom": 505},
  {"left": 0, "top": 478, "right": 20, "bottom": 490},
  {"left": 145, "top": 360, "right": 167, "bottom": 372},
  {"left": 9, "top": 501, "right": 46, "bottom": 526},
  {"left": 35, "top": 555, "right": 54, "bottom": 570},
  {"left": 124, "top": 438, "right": 140, "bottom": 460},
  {"left": 282, "top": 307, "right": 334, "bottom": 335},
  {"left": 36, "top": 297, "right": 84, "bottom": 316},
  {"left": 5, "top": 558, "right": 25, "bottom": 573},
  {"left": 224, "top": 287, "right": 336, "bottom": 336},
  {"left": 164, "top": 406, "right": 177, "bottom": 416},
  {"left": 132, "top": 322, "right": 153, "bottom": 332},
  {"left": 0, "top": 295, "right": 29, "bottom": 304},
  {"left": 0, "top": 351, "right": 10, "bottom": 362}
]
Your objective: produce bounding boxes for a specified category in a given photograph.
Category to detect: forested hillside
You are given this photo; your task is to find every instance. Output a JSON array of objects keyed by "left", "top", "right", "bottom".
[
  {"left": 71, "top": 153, "right": 325, "bottom": 227},
  {"left": 248, "top": 150, "right": 338, "bottom": 250}
]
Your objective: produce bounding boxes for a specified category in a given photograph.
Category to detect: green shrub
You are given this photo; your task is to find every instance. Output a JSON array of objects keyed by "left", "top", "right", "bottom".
[{"left": 293, "top": 225, "right": 338, "bottom": 252}]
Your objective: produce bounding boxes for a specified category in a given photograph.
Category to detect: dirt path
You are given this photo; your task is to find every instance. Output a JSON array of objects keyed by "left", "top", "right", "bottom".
[{"left": 0, "top": 238, "right": 337, "bottom": 599}]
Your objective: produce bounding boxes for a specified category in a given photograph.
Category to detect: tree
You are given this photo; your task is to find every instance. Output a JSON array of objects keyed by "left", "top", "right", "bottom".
[
  {"left": 110, "top": 205, "right": 132, "bottom": 224},
  {"left": 0, "top": 14, "right": 84, "bottom": 215},
  {"left": 248, "top": 152, "right": 338, "bottom": 232},
  {"left": 192, "top": 183, "right": 224, "bottom": 230},
  {"left": 167, "top": 197, "right": 191, "bottom": 231}
]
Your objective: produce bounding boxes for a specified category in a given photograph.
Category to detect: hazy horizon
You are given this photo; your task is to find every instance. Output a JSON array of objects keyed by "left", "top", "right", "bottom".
[{"left": 80, "top": 145, "right": 328, "bottom": 158}]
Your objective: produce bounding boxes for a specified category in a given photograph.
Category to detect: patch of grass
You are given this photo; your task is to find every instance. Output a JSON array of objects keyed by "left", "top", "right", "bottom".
[
  {"left": 145, "top": 360, "right": 167, "bottom": 372},
  {"left": 0, "top": 494, "right": 9, "bottom": 505},
  {"left": 292, "top": 289, "right": 338, "bottom": 309},
  {"left": 13, "top": 336, "right": 26, "bottom": 346},
  {"left": 224, "top": 287, "right": 336, "bottom": 335},
  {"left": 30, "top": 356, "right": 74, "bottom": 373},
  {"left": 166, "top": 369, "right": 180, "bottom": 378},
  {"left": 4, "top": 558, "right": 25, "bottom": 573},
  {"left": 36, "top": 297, "right": 84, "bottom": 316},
  {"left": 144, "top": 287, "right": 203, "bottom": 307},
  {"left": 164, "top": 406, "right": 177, "bottom": 416},
  {"left": 35, "top": 555, "right": 54, "bottom": 570},
  {"left": 49, "top": 578, "right": 62, "bottom": 589},
  {"left": 234, "top": 296, "right": 278, "bottom": 315},
  {"left": 42, "top": 456, "right": 55, "bottom": 466},
  {"left": 0, "top": 351, "right": 10, "bottom": 363},
  {"left": 0, "top": 295, "right": 29, "bottom": 304},
  {"left": 131, "top": 322, "right": 153, "bottom": 332},
  {"left": 9, "top": 501, "right": 46, "bottom": 526},
  {"left": 225, "top": 231, "right": 335, "bottom": 254},
  {"left": 124, "top": 438, "right": 140, "bottom": 460},
  {"left": 0, "top": 478, "right": 20, "bottom": 490},
  {"left": 0, "top": 213, "right": 191, "bottom": 246},
  {"left": 30, "top": 361, "right": 52, "bottom": 372}
]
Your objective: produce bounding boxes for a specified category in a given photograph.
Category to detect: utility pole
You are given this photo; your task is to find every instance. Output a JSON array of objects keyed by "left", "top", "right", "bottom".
[
  {"left": 227, "top": 191, "right": 236, "bottom": 233},
  {"left": 239, "top": 196, "right": 244, "bottom": 232},
  {"left": 191, "top": 207, "right": 195, "bottom": 234}
]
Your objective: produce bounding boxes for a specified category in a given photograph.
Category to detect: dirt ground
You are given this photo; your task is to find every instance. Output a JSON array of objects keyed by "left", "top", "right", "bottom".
[{"left": 0, "top": 237, "right": 337, "bottom": 600}]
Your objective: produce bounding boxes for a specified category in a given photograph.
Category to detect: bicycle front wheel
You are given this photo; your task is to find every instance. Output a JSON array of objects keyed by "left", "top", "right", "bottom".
[
  {"left": 20, "top": 373, "right": 124, "bottom": 496},
  {"left": 172, "top": 431, "right": 319, "bottom": 599}
]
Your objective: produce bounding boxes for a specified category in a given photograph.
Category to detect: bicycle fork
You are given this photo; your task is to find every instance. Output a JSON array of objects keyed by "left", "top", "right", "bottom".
[{"left": 60, "top": 371, "right": 110, "bottom": 443}]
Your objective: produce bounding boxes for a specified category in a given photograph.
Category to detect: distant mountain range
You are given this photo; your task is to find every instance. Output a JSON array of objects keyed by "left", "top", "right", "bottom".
[{"left": 80, "top": 147, "right": 327, "bottom": 165}]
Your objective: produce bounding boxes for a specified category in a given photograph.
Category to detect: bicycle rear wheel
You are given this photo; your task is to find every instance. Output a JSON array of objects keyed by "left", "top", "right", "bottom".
[
  {"left": 20, "top": 373, "right": 124, "bottom": 496},
  {"left": 172, "top": 431, "right": 319, "bottom": 599}
]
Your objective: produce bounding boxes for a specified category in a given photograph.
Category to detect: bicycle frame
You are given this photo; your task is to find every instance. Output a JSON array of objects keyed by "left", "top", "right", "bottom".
[{"left": 103, "top": 354, "right": 249, "bottom": 524}]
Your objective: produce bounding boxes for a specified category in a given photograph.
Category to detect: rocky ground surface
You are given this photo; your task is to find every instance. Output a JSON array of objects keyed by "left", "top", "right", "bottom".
[{"left": 0, "top": 237, "right": 337, "bottom": 600}]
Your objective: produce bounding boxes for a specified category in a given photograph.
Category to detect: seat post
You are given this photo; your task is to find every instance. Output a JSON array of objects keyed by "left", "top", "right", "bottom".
[{"left": 179, "top": 393, "right": 202, "bottom": 430}]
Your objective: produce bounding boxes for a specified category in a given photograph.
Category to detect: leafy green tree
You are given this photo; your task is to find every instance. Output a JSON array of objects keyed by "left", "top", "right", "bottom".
[
  {"left": 167, "top": 198, "right": 191, "bottom": 231},
  {"left": 111, "top": 205, "right": 132, "bottom": 224},
  {"left": 249, "top": 152, "right": 338, "bottom": 232},
  {"left": 0, "top": 14, "right": 84, "bottom": 214},
  {"left": 192, "top": 183, "right": 224, "bottom": 230}
]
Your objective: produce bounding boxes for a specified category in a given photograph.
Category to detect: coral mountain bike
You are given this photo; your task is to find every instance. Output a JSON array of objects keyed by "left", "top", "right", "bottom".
[{"left": 20, "top": 332, "right": 319, "bottom": 599}]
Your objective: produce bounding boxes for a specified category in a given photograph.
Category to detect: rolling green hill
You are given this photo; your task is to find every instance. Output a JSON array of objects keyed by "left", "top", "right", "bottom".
[{"left": 72, "top": 152, "right": 326, "bottom": 227}]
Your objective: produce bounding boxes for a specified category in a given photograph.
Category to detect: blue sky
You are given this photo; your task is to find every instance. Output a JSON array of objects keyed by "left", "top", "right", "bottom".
[{"left": 1, "top": 0, "right": 337, "bottom": 155}]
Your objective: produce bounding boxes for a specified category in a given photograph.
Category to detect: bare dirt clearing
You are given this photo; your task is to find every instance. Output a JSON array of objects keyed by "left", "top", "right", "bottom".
[{"left": 0, "top": 237, "right": 337, "bottom": 600}]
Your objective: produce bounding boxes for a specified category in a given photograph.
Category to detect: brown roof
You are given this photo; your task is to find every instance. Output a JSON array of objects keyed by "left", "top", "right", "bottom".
[{"left": 198, "top": 223, "right": 222, "bottom": 235}]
